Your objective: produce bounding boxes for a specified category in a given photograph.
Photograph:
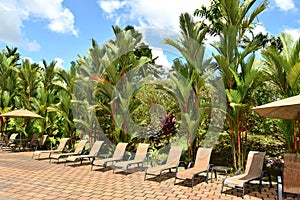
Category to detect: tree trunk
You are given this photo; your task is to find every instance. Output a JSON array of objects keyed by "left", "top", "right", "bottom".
[{"left": 230, "top": 127, "right": 237, "bottom": 170}]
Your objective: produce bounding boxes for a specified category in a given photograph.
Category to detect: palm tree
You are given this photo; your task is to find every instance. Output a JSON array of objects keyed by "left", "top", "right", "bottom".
[
  {"left": 3, "top": 46, "right": 20, "bottom": 65},
  {"left": 76, "top": 26, "right": 152, "bottom": 144},
  {"left": 48, "top": 90, "right": 76, "bottom": 147},
  {"left": 195, "top": 0, "right": 269, "bottom": 169},
  {"left": 0, "top": 53, "right": 17, "bottom": 98},
  {"left": 164, "top": 12, "right": 215, "bottom": 160},
  {"left": 17, "top": 59, "right": 42, "bottom": 108},
  {"left": 0, "top": 50, "right": 20, "bottom": 132},
  {"left": 261, "top": 32, "right": 300, "bottom": 152}
]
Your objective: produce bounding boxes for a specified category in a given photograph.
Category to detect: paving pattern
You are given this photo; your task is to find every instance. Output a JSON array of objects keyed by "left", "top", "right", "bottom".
[{"left": 0, "top": 151, "right": 281, "bottom": 200}]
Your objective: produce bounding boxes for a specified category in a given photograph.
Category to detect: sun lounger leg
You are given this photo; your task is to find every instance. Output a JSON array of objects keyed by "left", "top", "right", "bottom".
[
  {"left": 268, "top": 172, "right": 272, "bottom": 188},
  {"left": 159, "top": 171, "right": 163, "bottom": 183},
  {"left": 221, "top": 179, "right": 225, "bottom": 194},
  {"left": 191, "top": 176, "right": 194, "bottom": 188},
  {"left": 205, "top": 171, "right": 209, "bottom": 183}
]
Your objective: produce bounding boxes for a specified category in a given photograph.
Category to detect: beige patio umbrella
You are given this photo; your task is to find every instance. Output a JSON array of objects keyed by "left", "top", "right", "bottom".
[
  {"left": 0, "top": 109, "right": 43, "bottom": 150},
  {"left": 0, "top": 109, "right": 43, "bottom": 119},
  {"left": 252, "top": 94, "right": 300, "bottom": 151},
  {"left": 252, "top": 94, "right": 300, "bottom": 120}
]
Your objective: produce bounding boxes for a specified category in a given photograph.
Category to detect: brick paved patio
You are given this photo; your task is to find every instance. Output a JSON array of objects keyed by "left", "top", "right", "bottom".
[{"left": 0, "top": 151, "right": 279, "bottom": 200}]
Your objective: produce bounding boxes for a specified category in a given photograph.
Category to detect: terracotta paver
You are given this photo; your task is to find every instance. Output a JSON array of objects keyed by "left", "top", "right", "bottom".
[{"left": 0, "top": 151, "right": 280, "bottom": 200}]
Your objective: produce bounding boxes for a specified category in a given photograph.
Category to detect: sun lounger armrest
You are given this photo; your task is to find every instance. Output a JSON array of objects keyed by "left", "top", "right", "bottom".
[
  {"left": 187, "top": 161, "right": 194, "bottom": 169},
  {"left": 259, "top": 170, "right": 265, "bottom": 180},
  {"left": 82, "top": 149, "right": 90, "bottom": 155},
  {"left": 160, "top": 161, "right": 181, "bottom": 174},
  {"left": 160, "top": 159, "right": 167, "bottom": 165},
  {"left": 97, "top": 153, "right": 111, "bottom": 158},
  {"left": 64, "top": 149, "right": 74, "bottom": 153},
  {"left": 174, "top": 161, "right": 183, "bottom": 173},
  {"left": 127, "top": 153, "right": 134, "bottom": 161},
  {"left": 92, "top": 152, "right": 98, "bottom": 157},
  {"left": 236, "top": 167, "right": 243, "bottom": 175}
]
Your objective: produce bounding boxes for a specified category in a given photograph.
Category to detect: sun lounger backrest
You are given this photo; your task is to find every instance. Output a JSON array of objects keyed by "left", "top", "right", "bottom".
[
  {"left": 9, "top": 133, "right": 18, "bottom": 142},
  {"left": 283, "top": 153, "right": 300, "bottom": 194},
  {"left": 112, "top": 142, "right": 128, "bottom": 159},
  {"left": 194, "top": 147, "right": 212, "bottom": 170},
  {"left": 89, "top": 141, "right": 104, "bottom": 156},
  {"left": 57, "top": 138, "right": 70, "bottom": 151},
  {"left": 39, "top": 135, "right": 48, "bottom": 146},
  {"left": 74, "top": 140, "right": 88, "bottom": 154},
  {"left": 4, "top": 135, "right": 9, "bottom": 145},
  {"left": 244, "top": 151, "right": 266, "bottom": 177},
  {"left": 134, "top": 143, "right": 149, "bottom": 161},
  {"left": 165, "top": 146, "right": 183, "bottom": 166},
  {"left": 0, "top": 133, "right": 3, "bottom": 142},
  {"left": 30, "top": 134, "right": 39, "bottom": 145}
]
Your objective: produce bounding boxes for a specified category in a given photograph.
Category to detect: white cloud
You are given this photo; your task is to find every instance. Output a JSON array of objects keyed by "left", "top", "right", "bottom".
[
  {"left": 36, "top": 57, "right": 64, "bottom": 69},
  {"left": 284, "top": 28, "right": 300, "bottom": 40},
  {"left": 98, "top": 0, "right": 210, "bottom": 31},
  {"left": 99, "top": 0, "right": 126, "bottom": 14},
  {"left": 20, "top": 0, "right": 78, "bottom": 36},
  {"left": 252, "top": 23, "right": 267, "bottom": 35},
  {"left": 275, "top": 0, "right": 296, "bottom": 12},
  {"left": 151, "top": 47, "right": 172, "bottom": 69},
  {"left": 25, "top": 40, "right": 41, "bottom": 52},
  {"left": 53, "top": 57, "right": 65, "bottom": 69},
  {"left": 0, "top": 0, "right": 23, "bottom": 44},
  {"left": 0, "top": 0, "right": 77, "bottom": 51}
]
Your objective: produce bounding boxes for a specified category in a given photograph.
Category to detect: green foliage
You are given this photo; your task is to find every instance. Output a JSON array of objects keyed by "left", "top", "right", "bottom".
[
  {"left": 129, "top": 84, "right": 179, "bottom": 126},
  {"left": 0, "top": 0, "right": 299, "bottom": 168},
  {"left": 195, "top": 0, "right": 270, "bottom": 170},
  {"left": 261, "top": 32, "right": 300, "bottom": 152},
  {"left": 247, "top": 134, "right": 286, "bottom": 158},
  {"left": 210, "top": 132, "right": 233, "bottom": 167},
  {"left": 74, "top": 26, "right": 156, "bottom": 145}
]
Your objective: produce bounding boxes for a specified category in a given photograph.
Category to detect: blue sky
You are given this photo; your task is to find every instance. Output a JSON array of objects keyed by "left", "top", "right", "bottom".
[{"left": 0, "top": 0, "right": 300, "bottom": 69}]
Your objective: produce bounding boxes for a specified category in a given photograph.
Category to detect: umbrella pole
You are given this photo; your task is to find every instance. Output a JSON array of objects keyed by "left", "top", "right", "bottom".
[{"left": 20, "top": 119, "right": 27, "bottom": 151}]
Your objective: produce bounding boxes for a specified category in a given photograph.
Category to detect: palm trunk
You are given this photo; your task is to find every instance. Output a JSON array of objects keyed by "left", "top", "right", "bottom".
[
  {"left": 236, "top": 111, "right": 242, "bottom": 168},
  {"left": 230, "top": 127, "right": 237, "bottom": 170}
]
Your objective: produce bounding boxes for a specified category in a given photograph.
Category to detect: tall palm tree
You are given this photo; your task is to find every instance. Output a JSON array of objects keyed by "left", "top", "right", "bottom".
[
  {"left": 17, "top": 59, "right": 42, "bottom": 108},
  {"left": 14, "top": 59, "right": 42, "bottom": 138},
  {"left": 3, "top": 46, "right": 20, "bottom": 65},
  {"left": 0, "top": 50, "right": 20, "bottom": 132},
  {"left": 195, "top": 0, "right": 269, "bottom": 169},
  {"left": 76, "top": 26, "right": 152, "bottom": 144},
  {"left": 164, "top": 12, "right": 214, "bottom": 159},
  {"left": 0, "top": 53, "right": 17, "bottom": 97},
  {"left": 261, "top": 32, "right": 300, "bottom": 152}
]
